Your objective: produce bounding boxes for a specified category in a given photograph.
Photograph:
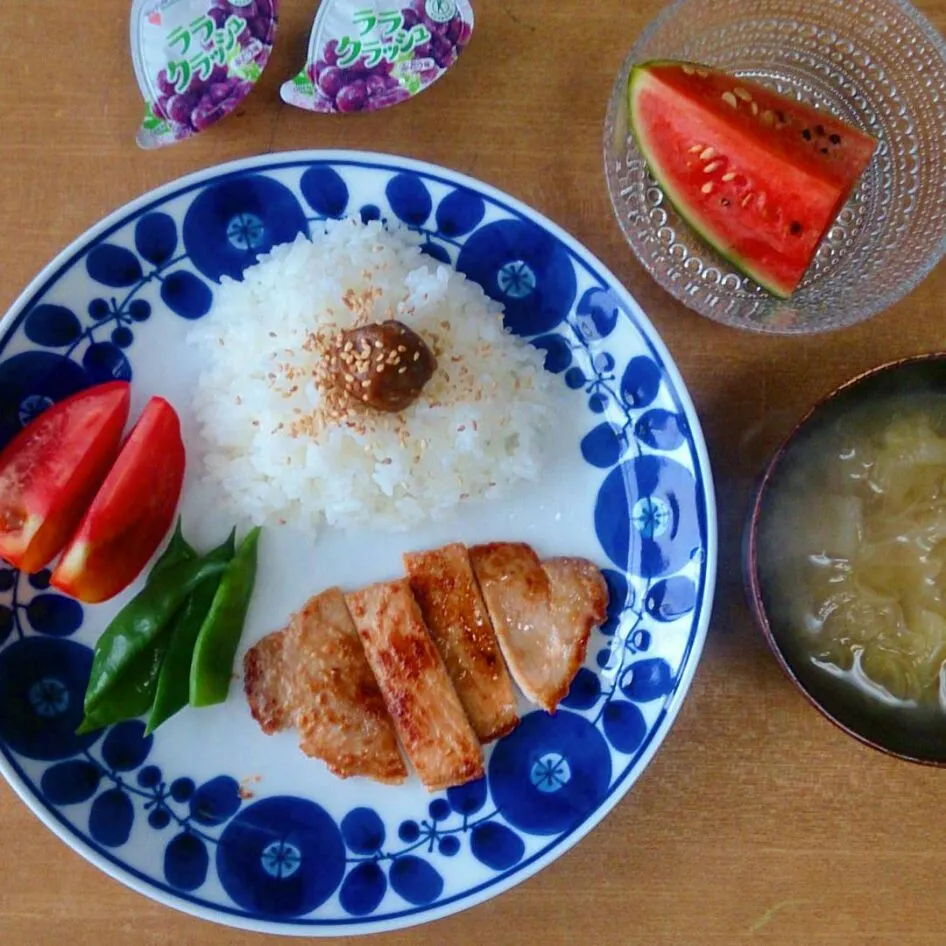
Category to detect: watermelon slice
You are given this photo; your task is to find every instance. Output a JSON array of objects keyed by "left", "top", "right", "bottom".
[{"left": 627, "top": 60, "right": 877, "bottom": 298}]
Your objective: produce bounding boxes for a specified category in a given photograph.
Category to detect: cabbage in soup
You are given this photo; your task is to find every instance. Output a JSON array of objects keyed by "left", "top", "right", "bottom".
[{"left": 759, "top": 395, "right": 946, "bottom": 710}]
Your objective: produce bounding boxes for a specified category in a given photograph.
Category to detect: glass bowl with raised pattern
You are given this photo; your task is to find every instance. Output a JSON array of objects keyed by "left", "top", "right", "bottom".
[{"left": 604, "top": 0, "right": 946, "bottom": 334}]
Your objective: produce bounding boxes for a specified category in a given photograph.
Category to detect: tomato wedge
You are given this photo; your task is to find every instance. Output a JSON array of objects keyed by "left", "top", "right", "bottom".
[
  {"left": 0, "top": 381, "right": 130, "bottom": 573},
  {"left": 51, "top": 397, "right": 186, "bottom": 603}
]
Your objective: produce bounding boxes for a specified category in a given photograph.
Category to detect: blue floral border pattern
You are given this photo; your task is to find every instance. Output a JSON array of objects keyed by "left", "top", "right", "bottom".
[{"left": 0, "top": 158, "right": 711, "bottom": 929}]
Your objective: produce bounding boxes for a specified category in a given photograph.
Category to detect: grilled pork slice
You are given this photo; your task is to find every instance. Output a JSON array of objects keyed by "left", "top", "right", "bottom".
[
  {"left": 243, "top": 587, "right": 407, "bottom": 784},
  {"left": 346, "top": 578, "right": 485, "bottom": 791},
  {"left": 405, "top": 543, "right": 519, "bottom": 743},
  {"left": 469, "top": 543, "right": 609, "bottom": 713}
]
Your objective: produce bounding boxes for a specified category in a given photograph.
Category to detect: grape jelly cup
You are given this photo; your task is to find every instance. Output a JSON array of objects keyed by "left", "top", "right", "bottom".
[
  {"left": 744, "top": 353, "right": 946, "bottom": 765},
  {"left": 131, "top": 0, "right": 279, "bottom": 149},
  {"left": 281, "top": 0, "right": 473, "bottom": 115}
]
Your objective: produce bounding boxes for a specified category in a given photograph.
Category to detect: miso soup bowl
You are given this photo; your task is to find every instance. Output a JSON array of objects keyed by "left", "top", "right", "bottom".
[{"left": 745, "top": 353, "right": 946, "bottom": 765}]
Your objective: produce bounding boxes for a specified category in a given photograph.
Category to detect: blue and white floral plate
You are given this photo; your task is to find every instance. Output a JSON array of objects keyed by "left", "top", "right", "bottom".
[{"left": 0, "top": 151, "right": 716, "bottom": 935}]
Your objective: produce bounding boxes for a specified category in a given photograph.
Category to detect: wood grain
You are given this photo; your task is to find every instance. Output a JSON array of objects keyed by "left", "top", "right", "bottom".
[{"left": 1, "top": 1, "right": 945, "bottom": 943}]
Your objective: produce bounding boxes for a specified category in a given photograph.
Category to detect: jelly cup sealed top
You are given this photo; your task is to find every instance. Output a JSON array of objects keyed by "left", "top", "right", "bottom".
[
  {"left": 131, "top": 0, "right": 278, "bottom": 149},
  {"left": 281, "top": 0, "right": 474, "bottom": 114}
]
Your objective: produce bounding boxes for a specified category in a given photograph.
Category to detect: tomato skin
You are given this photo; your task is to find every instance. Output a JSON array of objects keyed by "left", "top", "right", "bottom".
[
  {"left": 51, "top": 397, "right": 186, "bottom": 603},
  {"left": 0, "top": 382, "right": 131, "bottom": 573}
]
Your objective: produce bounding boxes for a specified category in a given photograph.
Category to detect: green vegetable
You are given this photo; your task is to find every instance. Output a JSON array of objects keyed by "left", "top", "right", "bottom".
[
  {"left": 82, "top": 557, "right": 226, "bottom": 718},
  {"left": 146, "top": 530, "right": 236, "bottom": 734},
  {"left": 147, "top": 518, "right": 195, "bottom": 586},
  {"left": 190, "top": 527, "right": 261, "bottom": 708},
  {"left": 76, "top": 521, "right": 199, "bottom": 734},
  {"left": 77, "top": 645, "right": 169, "bottom": 734}
]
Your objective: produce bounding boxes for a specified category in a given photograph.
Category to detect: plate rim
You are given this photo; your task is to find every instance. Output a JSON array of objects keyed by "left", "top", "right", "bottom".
[{"left": 0, "top": 149, "right": 718, "bottom": 936}]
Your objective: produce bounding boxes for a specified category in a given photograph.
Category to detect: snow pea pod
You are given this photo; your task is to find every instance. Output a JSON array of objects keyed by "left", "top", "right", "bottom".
[
  {"left": 146, "top": 529, "right": 236, "bottom": 734},
  {"left": 147, "top": 518, "right": 195, "bottom": 586},
  {"left": 77, "top": 645, "right": 169, "bottom": 734},
  {"left": 82, "top": 557, "right": 226, "bottom": 716},
  {"left": 190, "top": 527, "right": 261, "bottom": 708},
  {"left": 76, "top": 523, "right": 198, "bottom": 734}
]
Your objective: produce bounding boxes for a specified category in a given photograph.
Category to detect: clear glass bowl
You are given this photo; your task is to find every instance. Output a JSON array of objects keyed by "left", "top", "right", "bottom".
[{"left": 604, "top": 0, "right": 946, "bottom": 334}]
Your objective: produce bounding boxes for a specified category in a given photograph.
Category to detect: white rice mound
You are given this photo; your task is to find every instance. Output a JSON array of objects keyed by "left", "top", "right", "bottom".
[{"left": 188, "top": 218, "right": 558, "bottom": 535}]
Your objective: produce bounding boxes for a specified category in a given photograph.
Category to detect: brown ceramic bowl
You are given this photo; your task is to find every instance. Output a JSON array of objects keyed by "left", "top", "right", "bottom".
[{"left": 745, "top": 353, "right": 946, "bottom": 765}]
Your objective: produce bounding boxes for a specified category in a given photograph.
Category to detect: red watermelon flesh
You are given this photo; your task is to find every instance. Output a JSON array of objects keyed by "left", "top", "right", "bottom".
[{"left": 628, "top": 61, "right": 877, "bottom": 298}]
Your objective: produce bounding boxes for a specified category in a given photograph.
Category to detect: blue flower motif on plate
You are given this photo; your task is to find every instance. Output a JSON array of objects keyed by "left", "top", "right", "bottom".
[
  {"left": 0, "top": 154, "right": 713, "bottom": 934},
  {"left": 456, "top": 219, "right": 577, "bottom": 336}
]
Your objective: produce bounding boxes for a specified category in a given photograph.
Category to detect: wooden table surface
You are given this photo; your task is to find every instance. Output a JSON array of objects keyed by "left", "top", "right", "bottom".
[{"left": 1, "top": 1, "right": 945, "bottom": 943}]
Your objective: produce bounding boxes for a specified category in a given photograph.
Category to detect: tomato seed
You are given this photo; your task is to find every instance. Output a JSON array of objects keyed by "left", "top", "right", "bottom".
[{"left": 0, "top": 507, "right": 26, "bottom": 531}]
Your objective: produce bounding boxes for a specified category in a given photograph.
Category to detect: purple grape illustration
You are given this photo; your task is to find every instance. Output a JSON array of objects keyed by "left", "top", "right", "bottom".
[
  {"left": 318, "top": 66, "right": 347, "bottom": 99},
  {"left": 336, "top": 79, "right": 368, "bottom": 112}
]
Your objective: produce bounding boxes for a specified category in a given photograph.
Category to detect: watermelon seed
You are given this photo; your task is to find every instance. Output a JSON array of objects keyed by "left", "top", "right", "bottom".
[
  {"left": 682, "top": 64, "right": 695, "bottom": 75},
  {"left": 734, "top": 87, "right": 753, "bottom": 102},
  {"left": 701, "top": 182, "right": 714, "bottom": 194},
  {"left": 722, "top": 92, "right": 738, "bottom": 108},
  {"left": 789, "top": 221, "right": 803, "bottom": 235},
  {"left": 820, "top": 147, "right": 830, "bottom": 155},
  {"left": 720, "top": 198, "right": 731, "bottom": 207},
  {"left": 688, "top": 144, "right": 704, "bottom": 153},
  {"left": 776, "top": 111, "right": 787, "bottom": 124},
  {"left": 830, "top": 133, "right": 841, "bottom": 144},
  {"left": 815, "top": 124, "right": 825, "bottom": 136},
  {"left": 750, "top": 102, "right": 759, "bottom": 116},
  {"left": 761, "top": 110, "right": 775, "bottom": 125},
  {"left": 696, "top": 68, "right": 708, "bottom": 77},
  {"left": 741, "top": 193, "right": 753, "bottom": 207},
  {"left": 802, "top": 128, "right": 812, "bottom": 141},
  {"left": 721, "top": 172, "right": 736, "bottom": 182},
  {"left": 699, "top": 147, "right": 716, "bottom": 160},
  {"left": 703, "top": 160, "right": 723, "bottom": 173}
]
